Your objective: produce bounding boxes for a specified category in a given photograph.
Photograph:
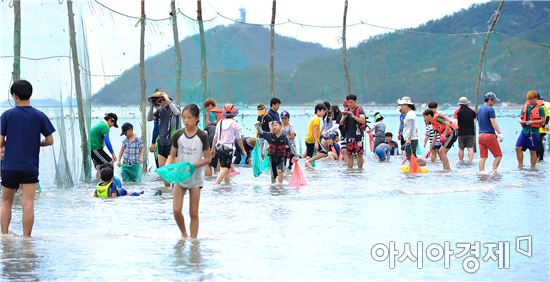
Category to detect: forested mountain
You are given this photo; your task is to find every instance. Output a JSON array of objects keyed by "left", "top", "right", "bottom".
[{"left": 94, "top": 1, "right": 549, "bottom": 105}]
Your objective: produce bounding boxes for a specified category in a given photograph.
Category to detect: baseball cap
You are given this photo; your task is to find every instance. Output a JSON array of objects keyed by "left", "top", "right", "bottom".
[
  {"left": 484, "top": 92, "right": 500, "bottom": 101},
  {"left": 120, "top": 123, "right": 133, "bottom": 136},
  {"left": 281, "top": 110, "right": 290, "bottom": 119},
  {"left": 105, "top": 113, "right": 119, "bottom": 128}
]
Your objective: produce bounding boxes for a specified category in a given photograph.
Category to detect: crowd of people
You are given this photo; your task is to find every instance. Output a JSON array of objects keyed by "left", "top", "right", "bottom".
[{"left": 1, "top": 80, "right": 548, "bottom": 239}]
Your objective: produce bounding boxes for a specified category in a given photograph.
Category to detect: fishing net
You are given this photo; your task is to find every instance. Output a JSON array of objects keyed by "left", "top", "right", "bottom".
[
  {"left": 121, "top": 163, "right": 142, "bottom": 182},
  {"left": 1, "top": 1, "right": 548, "bottom": 187},
  {"left": 262, "top": 151, "right": 271, "bottom": 173},
  {"left": 288, "top": 160, "right": 307, "bottom": 187},
  {"left": 156, "top": 162, "right": 196, "bottom": 184},
  {"left": 251, "top": 142, "right": 263, "bottom": 177}
]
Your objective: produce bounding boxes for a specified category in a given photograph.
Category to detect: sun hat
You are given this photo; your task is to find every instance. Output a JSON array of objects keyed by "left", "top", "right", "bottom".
[
  {"left": 148, "top": 89, "right": 167, "bottom": 102},
  {"left": 457, "top": 97, "right": 470, "bottom": 105},
  {"left": 223, "top": 103, "right": 239, "bottom": 118},
  {"left": 397, "top": 96, "right": 414, "bottom": 105}
]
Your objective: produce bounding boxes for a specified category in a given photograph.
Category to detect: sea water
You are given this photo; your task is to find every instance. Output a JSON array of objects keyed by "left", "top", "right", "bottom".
[{"left": 0, "top": 106, "right": 548, "bottom": 281}]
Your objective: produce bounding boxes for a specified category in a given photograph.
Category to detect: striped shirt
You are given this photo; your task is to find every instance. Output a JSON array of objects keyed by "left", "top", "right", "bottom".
[
  {"left": 425, "top": 124, "right": 441, "bottom": 146},
  {"left": 122, "top": 137, "right": 143, "bottom": 164}
]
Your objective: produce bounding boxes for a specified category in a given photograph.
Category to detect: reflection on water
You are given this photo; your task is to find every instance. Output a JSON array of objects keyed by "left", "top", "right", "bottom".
[{"left": 1, "top": 236, "right": 40, "bottom": 281}]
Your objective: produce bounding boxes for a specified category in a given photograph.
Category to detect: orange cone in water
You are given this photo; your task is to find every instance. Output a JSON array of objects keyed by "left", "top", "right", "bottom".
[
  {"left": 289, "top": 160, "right": 307, "bottom": 187},
  {"left": 409, "top": 154, "right": 422, "bottom": 173}
]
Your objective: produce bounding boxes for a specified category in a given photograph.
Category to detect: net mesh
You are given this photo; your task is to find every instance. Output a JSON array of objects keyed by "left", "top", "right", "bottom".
[{"left": 0, "top": 0, "right": 547, "bottom": 187}]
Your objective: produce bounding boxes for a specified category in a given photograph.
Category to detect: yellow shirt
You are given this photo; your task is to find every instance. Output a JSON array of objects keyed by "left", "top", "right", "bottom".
[
  {"left": 540, "top": 102, "right": 549, "bottom": 133},
  {"left": 305, "top": 115, "right": 321, "bottom": 144}
]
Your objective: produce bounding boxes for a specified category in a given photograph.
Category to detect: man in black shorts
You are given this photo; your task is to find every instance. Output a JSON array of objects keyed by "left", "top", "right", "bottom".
[
  {"left": 1, "top": 80, "right": 55, "bottom": 237},
  {"left": 454, "top": 97, "right": 476, "bottom": 164}
]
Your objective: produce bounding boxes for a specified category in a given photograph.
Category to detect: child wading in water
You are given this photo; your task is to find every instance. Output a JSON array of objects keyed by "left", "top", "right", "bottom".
[
  {"left": 280, "top": 110, "right": 297, "bottom": 169},
  {"left": 166, "top": 104, "right": 212, "bottom": 238},
  {"left": 304, "top": 104, "right": 328, "bottom": 168},
  {"left": 117, "top": 123, "right": 144, "bottom": 182},
  {"left": 212, "top": 104, "right": 247, "bottom": 185},
  {"left": 256, "top": 120, "right": 298, "bottom": 184},
  {"left": 94, "top": 164, "right": 142, "bottom": 198}
]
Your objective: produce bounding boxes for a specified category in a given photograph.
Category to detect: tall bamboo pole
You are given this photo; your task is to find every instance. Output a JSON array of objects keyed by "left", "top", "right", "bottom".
[
  {"left": 171, "top": 0, "right": 183, "bottom": 106},
  {"left": 67, "top": 0, "right": 91, "bottom": 180},
  {"left": 197, "top": 0, "right": 208, "bottom": 123},
  {"left": 342, "top": 0, "right": 352, "bottom": 96},
  {"left": 474, "top": 0, "right": 505, "bottom": 110},
  {"left": 12, "top": 0, "right": 21, "bottom": 82},
  {"left": 140, "top": 0, "right": 148, "bottom": 173},
  {"left": 269, "top": 0, "right": 276, "bottom": 98}
]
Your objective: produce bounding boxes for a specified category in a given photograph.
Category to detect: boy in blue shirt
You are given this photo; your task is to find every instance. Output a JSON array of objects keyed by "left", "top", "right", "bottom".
[{"left": 0, "top": 80, "right": 55, "bottom": 237}]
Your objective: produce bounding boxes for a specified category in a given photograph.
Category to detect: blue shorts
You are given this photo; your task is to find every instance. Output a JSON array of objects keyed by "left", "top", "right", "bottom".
[{"left": 515, "top": 132, "right": 539, "bottom": 152}]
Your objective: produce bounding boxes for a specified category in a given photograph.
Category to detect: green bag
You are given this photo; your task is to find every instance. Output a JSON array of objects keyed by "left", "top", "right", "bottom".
[
  {"left": 262, "top": 150, "right": 271, "bottom": 173},
  {"left": 157, "top": 162, "right": 196, "bottom": 184},
  {"left": 252, "top": 142, "right": 263, "bottom": 177},
  {"left": 121, "top": 163, "right": 142, "bottom": 182},
  {"left": 311, "top": 151, "right": 316, "bottom": 167}
]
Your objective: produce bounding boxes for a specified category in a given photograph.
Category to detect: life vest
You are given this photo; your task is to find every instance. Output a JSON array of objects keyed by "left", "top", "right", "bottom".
[
  {"left": 96, "top": 181, "right": 118, "bottom": 199},
  {"left": 520, "top": 100, "right": 544, "bottom": 128},
  {"left": 267, "top": 135, "right": 288, "bottom": 158},
  {"left": 343, "top": 107, "right": 367, "bottom": 132},
  {"left": 431, "top": 113, "right": 459, "bottom": 136},
  {"left": 206, "top": 108, "right": 223, "bottom": 126}
]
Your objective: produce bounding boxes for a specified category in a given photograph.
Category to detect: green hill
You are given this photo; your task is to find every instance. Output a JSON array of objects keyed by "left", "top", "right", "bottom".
[
  {"left": 92, "top": 24, "right": 337, "bottom": 105},
  {"left": 291, "top": 1, "right": 549, "bottom": 104},
  {"left": 94, "top": 1, "right": 549, "bottom": 105}
]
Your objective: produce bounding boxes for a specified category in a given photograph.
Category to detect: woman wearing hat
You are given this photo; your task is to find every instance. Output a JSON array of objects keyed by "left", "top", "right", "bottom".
[
  {"left": 146, "top": 89, "right": 181, "bottom": 178},
  {"left": 397, "top": 97, "right": 419, "bottom": 162},
  {"left": 211, "top": 104, "right": 247, "bottom": 185}
]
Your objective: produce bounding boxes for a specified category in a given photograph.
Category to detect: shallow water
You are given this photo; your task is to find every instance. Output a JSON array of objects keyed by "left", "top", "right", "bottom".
[{"left": 1, "top": 106, "right": 548, "bottom": 281}]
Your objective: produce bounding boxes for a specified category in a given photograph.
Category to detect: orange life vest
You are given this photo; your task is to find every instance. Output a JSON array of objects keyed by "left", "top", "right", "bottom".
[
  {"left": 206, "top": 108, "right": 223, "bottom": 126},
  {"left": 431, "top": 113, "right": 459, "bottom": 136},
  {"left": 520, "top": 100, "right": 543, "bottom": 128}
]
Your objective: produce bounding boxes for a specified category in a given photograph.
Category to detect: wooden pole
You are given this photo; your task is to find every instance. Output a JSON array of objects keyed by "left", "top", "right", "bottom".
[
  {"left": 12, "top": 0, "right": 21, "bottom": 82},
  {"left": 474, "top": 0, "right": 505, "bottom": 110},
  {"left": 342, "top": 0, "right": 352, "bottom": 96},
  {"left": 197, "top": 0, "right": 208, "bottom": 123},
  {"left": 140, "top": 0, "right": 148, "bottom": 173},
  {"left": 67, "top": 0, "right": 91, "bottom": 180},
  {"left": 171, "top": 0, "right": 183, "bottom": 106},
  {"left": 269, "top": 0, "right": 276, "bottom": 98}
]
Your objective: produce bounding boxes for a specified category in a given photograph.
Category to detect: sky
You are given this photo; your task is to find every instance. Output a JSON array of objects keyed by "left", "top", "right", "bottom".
[{"left": 0, "top": 0, "right": 489, "bottom": 99}]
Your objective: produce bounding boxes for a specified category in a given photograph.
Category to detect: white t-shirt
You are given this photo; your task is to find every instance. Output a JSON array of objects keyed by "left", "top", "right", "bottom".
[
  {"left": 282, "top": 124, "right": 296, "bottom": 145},
  {"left": 171, "top": 129, "right": 209, "bottom": 188},
  {"left": 214, "top": 119, "right": 241, "bottom": 147},
  {"left": 402, "top": 110, "right": 418, "bottom": 141}
]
